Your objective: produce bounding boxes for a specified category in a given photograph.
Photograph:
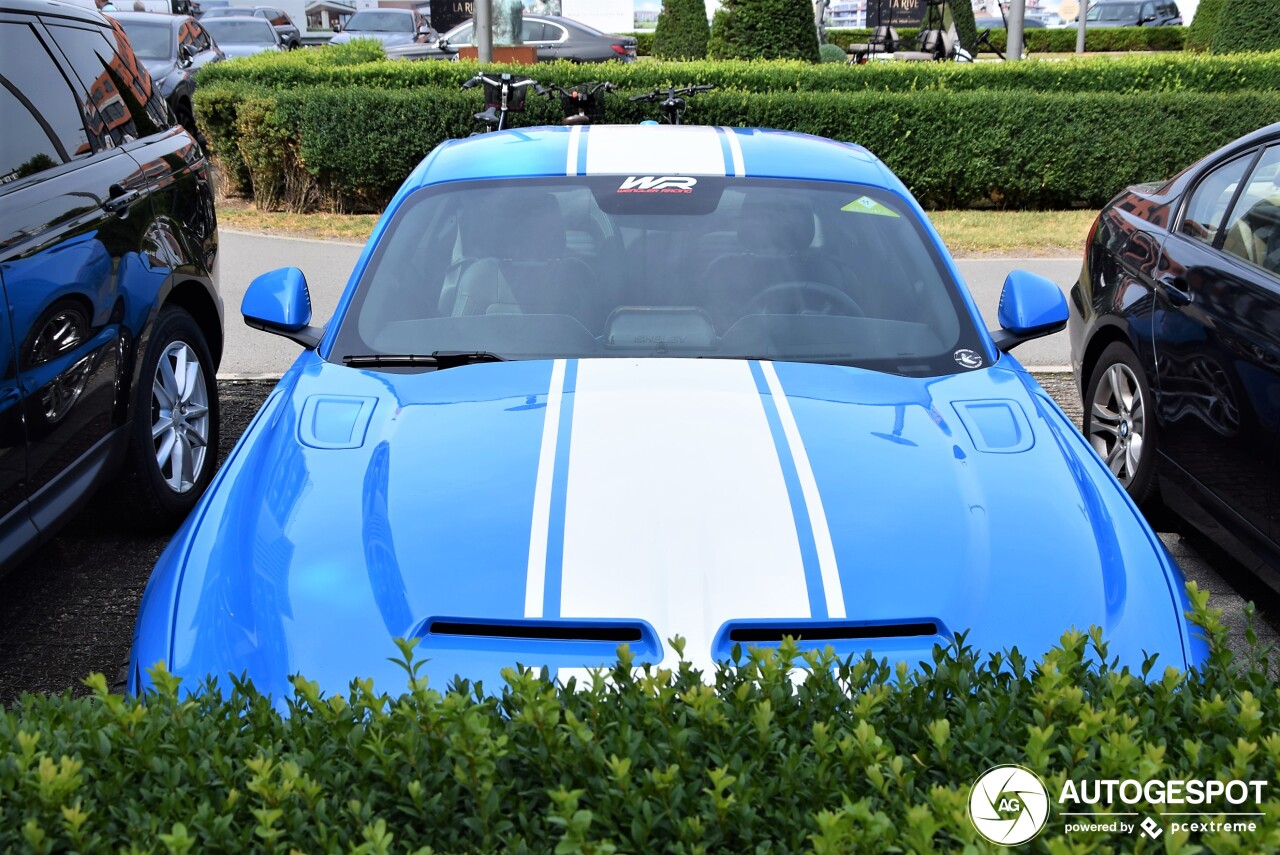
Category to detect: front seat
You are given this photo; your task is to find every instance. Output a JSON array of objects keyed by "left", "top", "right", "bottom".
[{"left": 441, "top": 192, "right": 601, "bottom": 328}]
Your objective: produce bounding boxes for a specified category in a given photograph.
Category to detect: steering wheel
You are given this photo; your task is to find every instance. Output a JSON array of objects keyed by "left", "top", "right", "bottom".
[{"left": 745, "top": 281, "right": 865, "bottom": 318}]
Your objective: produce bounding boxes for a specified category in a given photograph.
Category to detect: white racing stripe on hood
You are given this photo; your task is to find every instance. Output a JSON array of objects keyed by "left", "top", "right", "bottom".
[
  {"left": 525, "top": 359, "right": 567, "bottom": 617},
  {"left": 558, "top": 359, "right": 810, "bottom": 675},
  {"left": 759, "top": 362, "right": 846, "bottom": 619},
  {"left": 583, "top": 125, "right": 728, "bottom": 176}
]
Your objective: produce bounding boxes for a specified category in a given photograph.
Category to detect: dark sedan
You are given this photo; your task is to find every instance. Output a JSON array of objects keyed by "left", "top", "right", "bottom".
[
  {"left": 202, "top": 15, "right": 284, "bottom": 57},
  {"left": 109, "top": 12, "right": 223, "bottom": 140},
  {"left": 1069, "top": 122, "right": 1280, "bottom": 591},
  {"left": 390, "top": 14, "right": 636, "bottom": 62},
  {"left": 201, "top": 5, "right": 300, "bottom": 48}
]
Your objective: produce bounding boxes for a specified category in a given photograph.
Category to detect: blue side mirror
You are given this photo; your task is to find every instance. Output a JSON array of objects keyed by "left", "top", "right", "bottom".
[
  {"left": 991, "top": 270, "right": 1068, "bottom": 352},
  {"left": 242, "top": 267, "right": 323, "bottom": 348}
]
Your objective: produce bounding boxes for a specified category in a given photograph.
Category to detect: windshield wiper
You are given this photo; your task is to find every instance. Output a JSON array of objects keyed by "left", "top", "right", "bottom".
[{"left": 342, "top": 351, "right": 507, "bottom": 369}]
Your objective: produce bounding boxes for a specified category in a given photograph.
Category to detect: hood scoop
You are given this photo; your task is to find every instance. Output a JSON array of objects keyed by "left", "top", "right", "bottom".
[
  {"left": 415, "top": 617, "right": 662, "bottom": 658},
  {"left": 713, "top": 619, "right": 951, "bottom": 661}
]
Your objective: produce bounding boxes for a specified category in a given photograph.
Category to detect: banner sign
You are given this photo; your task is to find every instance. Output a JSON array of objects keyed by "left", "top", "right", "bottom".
[
  {"left": 431, "top": 0, "right": 472, "bottom": 31},
  {"left": 867, "top": 0, "right": 928, "bottom": 27}
]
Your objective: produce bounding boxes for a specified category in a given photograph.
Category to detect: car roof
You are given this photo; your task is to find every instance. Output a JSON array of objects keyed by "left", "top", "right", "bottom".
[
  {"left": 2, "top": 0, "right": 104, "bottom": 24},
  {"left": 412, "top": 125, "right": 894, "bottom": 192},
  {"left": 109, "top": 11, "right": 190, "bottom": 24}
]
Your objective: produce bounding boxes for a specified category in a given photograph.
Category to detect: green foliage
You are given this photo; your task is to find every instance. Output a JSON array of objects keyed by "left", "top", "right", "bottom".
[
  {"left": 708, "top": 0, "right": 820, "bottom": 62},
  {"left": 1212, "top": 0, "right": 1280, "bottom": 54},
  {"left": 947, "top": 0, "right": 979, "bottom": 56},
  {"left": 829, "top": 24, "right": 1187, "bottom": 52},
  {"left": 1186, "top": 0, "right": 1226, "bottom": 51},
  {"left": 3, "top": 587, "right": 1280, "bottom": 851},
  {"left": 325, "top": 36, "right": 385, "bottom": 64},
  {"left": 631, "top": 30, "right": 654, "bottom": 55},
  {"left": 818, "top": 42, "right": 847, "bottom": 62},
  {"left": 196, "top": 50, "right": 1280, "bottom": 211},
  {"left": 652, "top": 0, "right": 709, "bottom": 60}
]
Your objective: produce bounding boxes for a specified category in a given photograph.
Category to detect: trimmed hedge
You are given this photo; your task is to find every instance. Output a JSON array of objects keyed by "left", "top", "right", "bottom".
[
  {"left": 708, "top": 0, "right": 821, "bottom": 62},
  {"left": 197, "top": 51, "right": 1280, "bottom": 95},
  {"left": 828, "top": 24, "right": 1187, "bottom": 52},
  {"left": 1212, "top": 0, "right": 1280, "bottom": 54},
  {"left": 197, "top": 81, "right": 1280, "bottom": 212},
  {"left": 4, "top": 587, "right": 1280, "bottom": 851}
]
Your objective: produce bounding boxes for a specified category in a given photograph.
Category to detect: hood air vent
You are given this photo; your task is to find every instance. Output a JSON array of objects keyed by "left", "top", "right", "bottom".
[
  {"left": 415, "top": 617, "right": 662, "bottom": 658},
  {"left": 713, "top": 619, "right": 951, "bottom": 661},
  {"left": 727, "top": 621, "right": 938, "bottom": 643}
]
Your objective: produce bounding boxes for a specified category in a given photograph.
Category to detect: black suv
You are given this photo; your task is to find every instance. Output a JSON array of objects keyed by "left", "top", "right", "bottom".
[{"left": 0, "top": 0, "right": 222, "bottom": 573}]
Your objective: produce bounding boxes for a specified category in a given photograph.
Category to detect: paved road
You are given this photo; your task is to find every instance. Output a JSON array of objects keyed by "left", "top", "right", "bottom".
[{"left": 215, "top": 231, "right": 1082, "bottom": 377}]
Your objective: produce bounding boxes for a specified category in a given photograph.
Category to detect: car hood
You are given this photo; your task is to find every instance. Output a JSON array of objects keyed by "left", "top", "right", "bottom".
[
  {"left": 330, "top": 29, "right": 417, "bottom": 46},
  {"left": 140, "top": 356, "right": 1196, "bottom": 701}
]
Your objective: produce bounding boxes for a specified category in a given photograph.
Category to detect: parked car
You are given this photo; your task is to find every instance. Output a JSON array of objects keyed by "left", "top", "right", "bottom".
[
  {"left": 129, "top": 125, "right": 1205, "bottom": 701},
  {"left": 200, "top": 5, "right": 299, "bottom": 48},
  {"left": 328, "top": 7, "right": 432, "bottom": 48},
  {"left": 974, "top": 15, "right": 1046, "bottom": 27},
  {"left": 0, "top": 0, "right": 223, "bottom": 575},
  {"left": 394, "top": 14, "right": 637, "bottom": 62},
  {"left": 108, "top": 11, "right": 224, "bottom": 140},
  {"left": 201, "top": 14, "right": 283, "bottom": 56},
  {"left": 1070, "top": 121, "right": 1280, "bottom": 592},
  {"left": 1085, "top": 0, "right": 1181, "bottom": 26}
]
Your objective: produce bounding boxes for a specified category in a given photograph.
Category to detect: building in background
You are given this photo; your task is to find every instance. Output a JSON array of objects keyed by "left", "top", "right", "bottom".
[{"left": 826, "top": 0, "right": 867, "bottom": 27}]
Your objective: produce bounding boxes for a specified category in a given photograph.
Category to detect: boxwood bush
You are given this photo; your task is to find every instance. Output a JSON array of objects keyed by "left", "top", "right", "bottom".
[
  {"left": 1212, "top": 0, "right": 1280, "bottom": 54},
  {"left": 197, "top": 78, "right": 1280, "bottom": 211},
  {"left": 652, "top": 0, "right": 709, "bottom": 60},
  {"left": 3, "top": 586, "right": 1280, "bottom": 851},
  {"left": 197, "top": 51, "right": 1280, "bottom": 96}
]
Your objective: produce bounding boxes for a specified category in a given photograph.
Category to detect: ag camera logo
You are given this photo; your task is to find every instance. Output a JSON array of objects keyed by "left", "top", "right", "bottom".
[{"left": 969, "top": 764, "right": 1051, "bottom": 846}]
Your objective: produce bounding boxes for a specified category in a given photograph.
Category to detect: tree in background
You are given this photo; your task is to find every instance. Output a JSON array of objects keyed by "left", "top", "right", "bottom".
[
  {"left": 653, "top": 0, "right": 710, "bottom": 60},
  {"left": 1186, "top": 0, "right": 1224, "bottom": 51},
  {"left": 1210, "top": 0, "right": 1280, "bottom": 53},
  {"left": 708, "top": 0, "right": 821, "bottom": 62},
  {"left": 947, "top": 0, "right": 978, "bottom": 57}
]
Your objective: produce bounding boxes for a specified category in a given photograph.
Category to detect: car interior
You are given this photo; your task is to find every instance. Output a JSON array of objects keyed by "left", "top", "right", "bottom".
[{"left": 342, "top": 178, "right": 979, "bottom": 374}]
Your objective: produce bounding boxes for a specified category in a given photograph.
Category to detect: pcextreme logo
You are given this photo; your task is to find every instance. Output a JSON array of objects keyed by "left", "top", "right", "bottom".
[{"left": 969, "top": 765, "right": 1051, "bottom": 845}]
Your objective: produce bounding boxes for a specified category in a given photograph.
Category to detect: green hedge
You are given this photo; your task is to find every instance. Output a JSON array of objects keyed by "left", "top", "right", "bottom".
[
  {"left": 198, "top": 51, "right": 1280, "bottom": 95},
  {"left": 652, "top": 0, "right": 709, "bottom": 60},
  {"left": 708, "top": 0, "right": 820, "bottom": 62},
  {"left": 4, "top": 587, "right": 1280, "bottom": 851},
  {"left": 1187, "top": 0, "right": 1225, "bottom": 51},
  {"left": 197, "top": 81, "right": 1280, "bottom": 212},
  {"left": 829, "top": 24, "right": 1187, "bottom": 52}
]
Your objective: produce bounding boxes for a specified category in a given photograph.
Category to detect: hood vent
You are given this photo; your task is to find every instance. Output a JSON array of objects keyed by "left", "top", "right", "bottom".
[
  {"left": 415, "top": 617, "right": 662, "bottom": 658},
  {"left": 727, "top": 621, "right": 938, "bottom": 643},
  {"left": 713, "top": 619, "right": 950, "bottom": 661}
]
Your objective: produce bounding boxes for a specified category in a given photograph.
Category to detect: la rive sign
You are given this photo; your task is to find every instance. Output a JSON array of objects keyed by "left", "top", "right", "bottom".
[
  {"left": 867, "top": 0, "right": 928, "bottom": 28},
  {"left": 431, "top": 0, "right": 472, "bottom": 31}
]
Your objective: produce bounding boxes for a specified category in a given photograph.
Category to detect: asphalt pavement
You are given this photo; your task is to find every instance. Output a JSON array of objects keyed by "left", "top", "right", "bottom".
[{"left": 215, "top": 230, "right": 1082, "bottom": 377}]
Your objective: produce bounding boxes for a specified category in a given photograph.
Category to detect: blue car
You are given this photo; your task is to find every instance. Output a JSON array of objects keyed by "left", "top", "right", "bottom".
[{"left": 129, "top": 125, "right": 1206, "bottom": 701}]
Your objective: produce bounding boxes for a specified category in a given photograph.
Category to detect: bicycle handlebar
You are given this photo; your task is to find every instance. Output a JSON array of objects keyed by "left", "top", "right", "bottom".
[{"left": 628, "top": 84, "right": 716, "bottom": 103}]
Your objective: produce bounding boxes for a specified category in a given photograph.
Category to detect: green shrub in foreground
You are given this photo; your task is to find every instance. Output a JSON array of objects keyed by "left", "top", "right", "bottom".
[{"left": 3, "top": 584, "right": 1280, "bottom": 851}]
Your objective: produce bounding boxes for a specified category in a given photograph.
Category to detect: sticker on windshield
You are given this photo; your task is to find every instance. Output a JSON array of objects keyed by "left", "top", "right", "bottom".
[
  {"left": 953, "top": 349, "right": 984, "bottom": 370},
  {"left": 841, "top": 196, "right": 900, "bottom": 218},
  {"left": 617, "top": 176, "right": 697, "bottom": 194}
]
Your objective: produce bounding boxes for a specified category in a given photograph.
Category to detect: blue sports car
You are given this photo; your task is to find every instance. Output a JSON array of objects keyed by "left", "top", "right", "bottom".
[{"left": 129, "top": 125, "right": 1207, "bottom": 700}]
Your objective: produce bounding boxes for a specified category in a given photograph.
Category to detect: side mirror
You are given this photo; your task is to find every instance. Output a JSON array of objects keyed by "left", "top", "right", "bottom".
[
  {"left": 990, "top": 270, "right": 1068, "bottom": 352},
  {"left": 242, "top": 267, "right": 323, "bottom": 348}
]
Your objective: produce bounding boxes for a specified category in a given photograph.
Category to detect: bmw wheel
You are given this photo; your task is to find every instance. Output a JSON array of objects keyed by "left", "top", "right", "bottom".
[
  {"left": 121, "top": 306, "right": 220, "bottom": 530},
  {"left": 1084, "top": 341, "right": 1158, "bottom": 505}
]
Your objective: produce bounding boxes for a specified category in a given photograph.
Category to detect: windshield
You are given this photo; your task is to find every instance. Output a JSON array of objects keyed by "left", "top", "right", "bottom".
[
  {"left": 202, "top": 7, "right": 255, "bottom": 17},
  {"left": 117, "top": 19, "right": 172, "bottom": 59},
  {"left": 345, "top": 11, "right": 414, "bottom": 32},
  {"left": 331, "top": 178, "right": 983, "bottom": 377},
  {"left": 1087, "top": 3, "right": 1140, "bottom": 20},
  {"left": 205, "top": 18, "right": 274, "bottom": 42}
]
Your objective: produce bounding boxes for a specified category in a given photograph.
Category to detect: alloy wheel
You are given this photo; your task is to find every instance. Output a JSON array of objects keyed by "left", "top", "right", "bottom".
[
  {"left": 1089, "top": 361, "right": 1146, "bottom": 486},
  {"left": 151, "top": 340, "right": 209, "bottom": 493}
]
